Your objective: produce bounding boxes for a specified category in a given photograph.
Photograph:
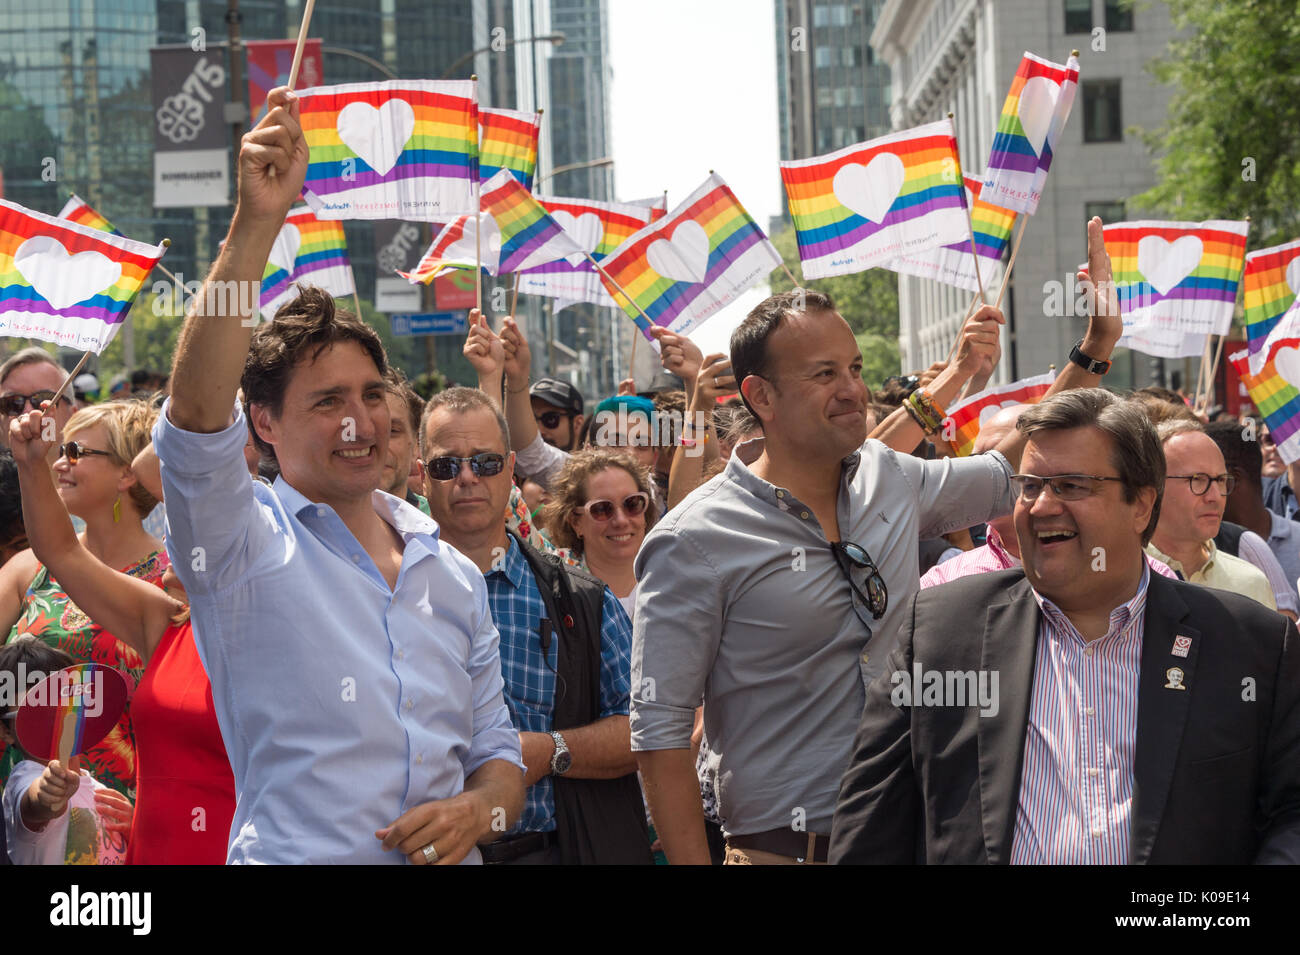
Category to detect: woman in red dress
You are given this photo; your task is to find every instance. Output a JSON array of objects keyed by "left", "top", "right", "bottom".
[{"left": 9, "top": 407, "right": 234, "bottom": 864}]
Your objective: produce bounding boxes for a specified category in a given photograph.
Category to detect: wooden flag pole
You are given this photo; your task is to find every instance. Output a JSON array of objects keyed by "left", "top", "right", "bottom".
[
  {"left": 947, "top": 112, "right": 988, "bottom": 305},
  {"left": 992, "top": 214, "right": 1029, "bottom": 312},
  {"left": 1193, "top": 334, "right": 1213, "bottom": 413},
  {"left": 47, "top": 351, "right": 92, "bottom": 408},
  {"left": 779, "top": 261, "right": 801, "bottom": 287},
  {"left": 1201, "top": 332, "right": 1230, "bottom": 412},
  {"left": 581, "top": 251, "right": 657, "bottom": 374},
  {"left": 944, "top": 294, "right": 984, "bottom": 363},
  {"left": 287, "top": 0, "right": 318, "bottom": 90},
  {"left": 472, "top": 74, "right": 482, "bottom": 314},
  {"left": 352, "top": 291, "right": 364, "bottom": 319},
  {"left": 509, "top": 272, "right": 521, "bottom": 319}
]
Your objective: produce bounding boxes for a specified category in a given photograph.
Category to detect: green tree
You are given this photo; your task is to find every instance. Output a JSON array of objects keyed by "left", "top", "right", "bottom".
[
  {"left": 1132, "top": 0, "right": 1300, "bottom": 246},
  {"left": 768, "top": 225, "right": 902, "bottom": 388}
]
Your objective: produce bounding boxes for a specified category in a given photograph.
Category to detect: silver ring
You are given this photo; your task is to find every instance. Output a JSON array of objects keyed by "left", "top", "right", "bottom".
[
  {"left": 422, "top": 843, "right": 438, "bottom": 864},
  {"left": 713, "top": 377, "right": 721, "bottom": 387}
]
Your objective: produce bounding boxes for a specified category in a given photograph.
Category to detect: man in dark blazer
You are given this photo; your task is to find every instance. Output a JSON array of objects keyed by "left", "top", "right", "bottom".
[{"left": 830, "top": 389, "right": 1300, "bottom": 864}]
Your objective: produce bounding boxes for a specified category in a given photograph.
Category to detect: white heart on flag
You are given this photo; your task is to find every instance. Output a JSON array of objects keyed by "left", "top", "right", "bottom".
[
  {"left": 978, "top": 400, "right": 1022, "bottom": 428},
  {"left": 1273, "top": 345, "right": 1300, "bottom": 390},
  {"left": 1017, "top": 76, "right": 1059, "bottom": 157},
  {"left": 336, "top": 98, "right": 415, "bottom": 177},
  {"left": 1137, "top": 235, "right": 1203, "bottom": 296},
  {"left": 646, "top": 220, "right": 710, "bottom": 284},
  {"left": 13, "top": 236, "right": 122, "bottom": 311},
  {"left": 1286, "top": 255, "right": 1300, "bottom": 297},
  {"left": 832, "top": 152, "right": 905, "bottom": 223},
  {"left": 553, "top": 211, "right": 602, "bottom": 266},
  {"left": 268, "top": 223, "right": 301, "bottom": 274}
]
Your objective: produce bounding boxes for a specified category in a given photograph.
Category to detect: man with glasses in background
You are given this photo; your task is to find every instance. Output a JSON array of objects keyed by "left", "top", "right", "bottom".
[
  {"left": 1146, "top": 419, "right": 1276, "bottom": 610},
  {"left": 831, "top": 389, "right": 1300, "bottom": 864},
  {"left": 632, "top": 222, "right": 1131, "bottom": 865},
  {"left": 420, "top": 386, "right": 651, "bottom": 865},
  {"left": 0, "top": 348, "right": 76, "bottom": 463},
  {"left": 529, "top": 378, "right": 585, "bottom": 452}
]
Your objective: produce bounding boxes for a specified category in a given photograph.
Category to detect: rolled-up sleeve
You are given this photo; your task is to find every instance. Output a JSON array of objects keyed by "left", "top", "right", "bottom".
[
  {"left": 630, "top": 526, "right": 725, "bottom": 751},
  {"left": 597, "top": 590, "right": 632, "bottom": 719},
  {"left": 151, "top": 399, "right": 270, "bottom": 597},
  {"left": 893, "top": 448, "right": 1015, "bottom": 540},
  {"left": 463, "top": 573, "right": 526, "bottom": 776}
]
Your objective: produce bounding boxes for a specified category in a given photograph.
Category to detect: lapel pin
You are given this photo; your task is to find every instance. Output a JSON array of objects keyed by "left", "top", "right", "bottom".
[
  {"left": 1171, "top": 635, "right": 1192, "bottom": 658},
  {"left": 1164, "top": 667, "right": 1187, "bottom": 690}
]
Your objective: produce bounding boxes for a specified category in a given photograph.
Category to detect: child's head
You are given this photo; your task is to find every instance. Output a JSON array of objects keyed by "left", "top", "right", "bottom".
[{"left": 0, "top": 637, "right": 75, "bottom": 749}]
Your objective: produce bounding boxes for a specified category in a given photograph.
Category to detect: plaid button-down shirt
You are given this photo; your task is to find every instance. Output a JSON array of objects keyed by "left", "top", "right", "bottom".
[
  {"left": 1010, "top": 563, "right": 1150, "bottom": 864},
  {"left": 484, "top": 536, "right": 633, "bottom": 834}
]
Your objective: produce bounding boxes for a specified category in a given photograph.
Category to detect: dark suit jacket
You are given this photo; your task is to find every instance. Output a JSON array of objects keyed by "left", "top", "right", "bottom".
[{"left": 829, "top": 568, "right": 1300, "bottom": 864}]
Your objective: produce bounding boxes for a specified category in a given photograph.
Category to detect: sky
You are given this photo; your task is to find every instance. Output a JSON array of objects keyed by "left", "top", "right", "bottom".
[{"left": 607, "top": 0, "right": 782, "bottom": 350}]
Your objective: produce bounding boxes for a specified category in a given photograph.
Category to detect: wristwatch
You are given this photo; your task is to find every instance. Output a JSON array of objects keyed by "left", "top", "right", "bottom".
[
  {"left": 1069, "top": 340, "right": 1111, "bottom": 375},
  {"left": 549, "top": 731, "right": 572, "bottom": 776}
]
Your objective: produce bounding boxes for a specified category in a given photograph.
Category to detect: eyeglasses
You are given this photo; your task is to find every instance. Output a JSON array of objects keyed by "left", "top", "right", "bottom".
[
  {"left": 1167, "top": 472, "right": 1236, "bottom": 496},
  {"left": 580, "top": 492, "right": 649, "bottom": 522},
  {"left": 535, "top": 411, "right": 572, "bottom": 430},
  {"left": 425, "top": 452, "right": 507, "bottom": 481},
  {"left": 1, "top": 391, "right": 71, "bottom": 416},
  {"left": 882, "top": 374, "right": 920, "bottom": 397},
  {"left": 1010, "top": 473, "right": 1126, "bottom": 502},
  {"left": 831, "top": 540, "right": 888, "bottom": 621},
  {"left": 59, "top": 442, "right": 113, "bottom": 464}
]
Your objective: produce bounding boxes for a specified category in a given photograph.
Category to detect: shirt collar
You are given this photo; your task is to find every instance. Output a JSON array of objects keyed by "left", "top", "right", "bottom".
[
  {"left": 1032, "top": 559, "right": 1151, "bottom": 640},
  {"left": 726, "top": 435, "right": 864, "bottom": 505},
  {"left": 985, "top": 526, "right": 1018, "bottom": 568},
  {"left": 273, "top": 475, "right": 442, "bottom": 555},
  {"left": 1270, "top": 511, "right": 1293, "bottom": 542},
  {"left": 1145, "top": 538, "right": 1214, "bottom": 577},
  {"left": 487, "top": 535, "right": 528, "bottom": 589}
]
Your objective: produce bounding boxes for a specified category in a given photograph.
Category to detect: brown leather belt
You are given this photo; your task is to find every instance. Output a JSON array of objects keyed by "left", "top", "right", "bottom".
[
  {"left": 727, "top": 828, "right": 830, "bottom": 863},
  {"left": 480, "top": 830, "right": 557, "bottom": 864}
]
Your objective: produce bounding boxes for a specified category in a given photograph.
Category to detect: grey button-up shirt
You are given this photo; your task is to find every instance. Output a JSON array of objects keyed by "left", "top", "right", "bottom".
[{"left": 630, "top": 437, "right": 1014, "bottom": 837}]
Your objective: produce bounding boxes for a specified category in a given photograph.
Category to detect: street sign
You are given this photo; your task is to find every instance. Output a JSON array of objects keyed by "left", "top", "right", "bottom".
[{"left": 389, "top": 312, "right": 468, "bottom": 337}]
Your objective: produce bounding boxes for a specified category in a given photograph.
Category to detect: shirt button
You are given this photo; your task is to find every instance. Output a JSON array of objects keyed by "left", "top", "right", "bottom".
[
  {"left": 1089, "top": 767, "right": 1099, "bottom": 777},
  {"left": 395, "top": 649, "right": 405, "bottom": 661},
  {"left": 404, "top": 699, "right": 413, "bottom": 711},
  {"left": 1085, "top": 706, "right": 1095, "bottom": 717},
  {"left": 316, "top": 507, "right": 326, "bottom": 518},
  {"left": 1091, "top": 826, "right": 1103, "bottom": 837},
  {"left": 416, "top": 754, "right": 423, "bottom": 764},
  {"left": 1084, "top": 646, "right": 1094, "bottom": 656},
  {"left": 800, "top": 511, "right": 810, "bottom": 519},
  {"left": 352, "top": 554, "right": 361, "bottom": 563},
  {"left": 776, "top": 490, "right": 785, "bottom": 499}
]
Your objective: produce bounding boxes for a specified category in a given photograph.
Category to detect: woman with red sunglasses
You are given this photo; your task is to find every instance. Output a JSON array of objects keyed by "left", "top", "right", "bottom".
[{"left": 541, "top": 449, "right": 657, "bottom": 621}]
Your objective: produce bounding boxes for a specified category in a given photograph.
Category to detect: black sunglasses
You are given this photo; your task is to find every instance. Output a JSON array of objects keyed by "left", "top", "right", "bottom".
[
  {"left": 426, "top": 452, "right": 507, "bottom": 481},
  {"left": 60, "top": 441, "right": 114, "bottom": 464},
  {"left": 882, "top": 375, "right": 920, "bottom": 397},
  {"left": 535, "top": 410, "right": 573, "bottom": 430},
  {"left": 1, "top": 390, "right": 71, "bottom": 416},
  {"left": 831, "top": 540, "right": 888, "bottom": 621}
]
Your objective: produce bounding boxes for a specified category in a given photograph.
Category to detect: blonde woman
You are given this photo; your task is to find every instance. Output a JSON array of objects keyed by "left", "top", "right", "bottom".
[{"left": 0, "top": 400, "right": 167, "bottom": 798}]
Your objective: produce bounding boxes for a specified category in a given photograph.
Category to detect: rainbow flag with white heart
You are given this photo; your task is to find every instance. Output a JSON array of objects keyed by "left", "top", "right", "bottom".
[
  {"left": 886, "top": 173, "right": 1017, "bottom": 292},
  {"left": 0, "top": 198, "right": 167, "bottom": 353},
  {"left": 779, "top": 121, "right": 970, "bottom": 280},
  {"left": 596, "top": 172, "right": 782, "bottom": 338},
  {"left": 944, "top": 370, "right": 1056, "bottom": 457},
  {"left": 1243, "top": 238, "right": 1300, "bottom": 374},
  {"left": 57, "top": 195, "right": 123, "bottom": 238},
  {"left": 260, "top": 204, "right": 356, "bottom": 320},
  {"left": 1231, "top": 345, "right": 1300, "bottom": 464},
  {"left": 1106, "top": 219, "right": 1249, "bottom": 341},
  {"left": 981, "top": 52, "right": 1080, "bottom": 216},
  {"left": 402, "top": 168, "right": 587, "bottom": 282},
  {"left": 479, "top": 107, "right": 541, "bottom": 190},
  {"left": 298, "top": 79, "right": 478, "bottom": 221},
  {"left": 516, "top": 196, "right": 657, "bottom": 306}
]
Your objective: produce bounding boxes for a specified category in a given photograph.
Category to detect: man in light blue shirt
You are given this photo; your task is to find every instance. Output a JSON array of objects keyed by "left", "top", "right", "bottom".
[{"left": 153, "top": 86, "right": 524, "bottom": 864}]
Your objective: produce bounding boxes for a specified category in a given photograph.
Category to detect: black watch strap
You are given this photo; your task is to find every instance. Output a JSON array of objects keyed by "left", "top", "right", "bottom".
[{"left": 1069, "top": 340, "right": 1111, "bottom": 376}]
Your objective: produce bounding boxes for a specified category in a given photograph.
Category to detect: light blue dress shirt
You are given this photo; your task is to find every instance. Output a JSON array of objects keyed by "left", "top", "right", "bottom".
[{"left": 152, "top": 401, "right": 523, "bottom": 864}]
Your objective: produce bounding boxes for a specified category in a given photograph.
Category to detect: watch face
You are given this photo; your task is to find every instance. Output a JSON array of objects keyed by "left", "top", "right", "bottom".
[{"left": 553, "top": 750, "right": 573, "bottom": 774}]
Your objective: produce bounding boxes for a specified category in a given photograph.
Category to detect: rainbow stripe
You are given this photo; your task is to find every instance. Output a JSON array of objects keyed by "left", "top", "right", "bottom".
[
  {"left": 1105, "top": 220, "right": 1248, "bottom": 337},
  {"left": 982, "top": 52, "right": 1080, "bottom": 215},
  {"left": 1231, "top": 347, "right": 1300, "bottom": 464},
  {"left": 298, "top": 80, "right": 478, "bottom": 220},
  {"left": 888, "top": 173, "right": 1018, "bottom": 292},
  {"left": 945, "top": 371, "right": 1056, "bottom": 456},
  {"left": 260, "top": 204, "right": 356, "bottom": 319},
  {"left": 780, "top": 120, "right": 971, "bottom": 280},
  {"left": 479, "top": 107, "right": 540, "bottom": 191},
  {"left": 1243, "top": 238, "right": 1300, "bottom": 372},
  {"left": 598, "top": 172, "right": 781, "bottom": 337},
  {"left": 405, "top": 169, "right": 584, "bottom": 282},
  {"left": 517, "top": 197, "right": 656, "bottom": 306},
  {"left": 0, "top": 198, "right": 167, "bottom": 353},
  {"left": 57, "top": 195, "right": 122, "bottom": 237}
]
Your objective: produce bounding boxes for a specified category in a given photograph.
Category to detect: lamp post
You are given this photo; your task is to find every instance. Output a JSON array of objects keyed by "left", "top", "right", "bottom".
[{"left": 438, "top": 32, "right": 565, "bottom": 80}]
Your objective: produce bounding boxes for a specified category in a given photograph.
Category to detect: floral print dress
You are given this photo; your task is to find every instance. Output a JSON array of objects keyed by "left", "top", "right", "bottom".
[{"left": 1, "top": 551, "right": 170, "bottom": 800}]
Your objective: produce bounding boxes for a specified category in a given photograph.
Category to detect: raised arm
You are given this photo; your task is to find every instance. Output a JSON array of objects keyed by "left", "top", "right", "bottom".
[
  {"left": 499, "top": 316, "right": 538, "bottom": 450},
  {"left": 668, "top": 353, "right": 732, "bottom": 509},
  {"left": 168, "top": 87, "right": 308, "bottom": 434},
  {"left": 10, "top": 410, "right": 182, "bottom": 662},
  {"left": 464, "top": 309, "right": 505, "bottom": 411}
]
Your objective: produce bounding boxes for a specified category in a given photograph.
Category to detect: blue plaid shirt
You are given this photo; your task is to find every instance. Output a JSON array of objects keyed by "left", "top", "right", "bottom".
[{"left": 484, "top": 536, "right": 633, "bottom": 833}]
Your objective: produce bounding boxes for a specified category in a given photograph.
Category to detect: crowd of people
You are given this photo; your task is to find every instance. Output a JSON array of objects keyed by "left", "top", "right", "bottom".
[{"left": 0, "top": 86, "right": 1296, "bottom": 866}]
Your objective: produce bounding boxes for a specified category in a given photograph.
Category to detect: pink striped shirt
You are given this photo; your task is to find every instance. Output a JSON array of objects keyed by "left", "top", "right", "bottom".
[
  {"left": 1009, "top": 563, "right": 1150, "bottom": 865},
  {"left": 920, "top": 528, "right": 1177, "bottom": 589}
]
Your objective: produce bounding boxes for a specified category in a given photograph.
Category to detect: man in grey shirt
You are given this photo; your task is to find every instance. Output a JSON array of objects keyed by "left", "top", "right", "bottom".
[{"left": 633, "top": 226, "right": 1127, "bottom": 864}]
